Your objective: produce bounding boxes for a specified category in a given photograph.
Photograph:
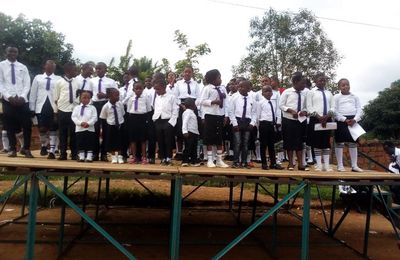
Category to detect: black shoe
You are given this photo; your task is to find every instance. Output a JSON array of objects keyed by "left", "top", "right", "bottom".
[
  {"left": 19, "top": 148, "right": 26, "bottom": 155},
  {"left": 242, "top": 163, "right": 251, "bottom": 169},
  {"left": 231, "top": 162, "right": 241, "bottom": 168},
  {"left": 148, "top": 158, "right": 155, "bottom": 164},
  {"left": 47, "top": 153, "right": 56, "bottom": 159},
  {"left": 100, "top": 155, "right": 108, "bottom": 162},
  {"left": 71, "top": 154, "right": 78, "bottom": 161},
  {"left": 24, "top": 150, "right": 34, "bottom": 158},
  {"left": 58, "top": 153, "right": 67, "bottom": 160},
  {"left": 262, "top": 164, "right": 269, "bottom": 170},
  {"left": 92, "top": 156, "right": 99, "bottom": 162},
  {"left": 270, "top": 164, "right": 284, "bottom": 170},
  {"left": 7, "top": 150, "right": 17, "bottom": 157},
  {"left": 40, "top": 146, "right": 48, "bottom": 156}
]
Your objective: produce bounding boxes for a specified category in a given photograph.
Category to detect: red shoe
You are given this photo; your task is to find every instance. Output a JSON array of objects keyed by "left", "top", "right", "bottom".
[
  {"left": 127, "top": 157, "right": 137, "bottom": 164},
  {"left": 248, "top": 161, "right": 255, "bottom": 168}
]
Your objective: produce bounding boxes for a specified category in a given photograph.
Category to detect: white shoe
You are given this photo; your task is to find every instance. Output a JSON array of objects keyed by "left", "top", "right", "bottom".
[
  {"left": 111, "top": 155, "right": 117, "bottom": 164},
  {"left": 351, "top": 166, "right": 363, "bottom": 172},
  {"left": 216, "top": 160, "right": 229, "bottom": 168},
  {"left": 207, "top": 161, "right": 216, "bottom": 168},
  {"left": 315, "top": 165, "right": 323, "bottom": 171},
  {"left": 117, "top": 155, "right": 124, "bottom": 164},
  {"left": 337, "top": 166, "right": 346, "bottom": 172},
  {"left": 324, "top": 167, "right": 333, "bottom": 172}
]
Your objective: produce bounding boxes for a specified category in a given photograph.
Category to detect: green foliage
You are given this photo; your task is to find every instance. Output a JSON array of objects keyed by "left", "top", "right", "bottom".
[
  {"left": 233, "top": 8, "right": 341, "bottom": 89},
  {"left": 362, "top": 81, "right": 400, "bottom": 139},
  {"left": 107, "top": 40, "right": 159, "bottom": 84},
  {"left": 173, "top": 30, "right": 211, "bottom": 81},
  {"left": 0, "top": 13, "right": 74, "bottom": 76}
]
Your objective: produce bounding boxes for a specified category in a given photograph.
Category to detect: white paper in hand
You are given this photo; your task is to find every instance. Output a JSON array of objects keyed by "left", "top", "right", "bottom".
[
  {"left": 298, "top": 112, "right": 307, "bottom": 123},
  {"left": 348, "top": 123, "right": 366, "bottom": 141},
  {"left": 314, "top": 122, "right": 337, "bottom": 131}
]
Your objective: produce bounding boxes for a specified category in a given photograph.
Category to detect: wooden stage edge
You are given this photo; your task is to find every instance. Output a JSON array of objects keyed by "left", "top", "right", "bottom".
[{"left": 1, "top": 152, "right": 400, "bottom": 181}]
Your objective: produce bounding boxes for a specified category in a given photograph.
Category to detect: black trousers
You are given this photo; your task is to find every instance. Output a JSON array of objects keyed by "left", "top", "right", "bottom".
[
  {"left": 2, "top": 100, "right": 32, "bottom": 151},
  {"left": 93, "top": 101, "right": 107, "bottom": 158},
  {"left": 155, "top": 119, "right": 174, "bottom": 160},
  {"left": 183, "top": 132, "right": 199, "bottom": 163},
  {"left": 146, "top": 111, "right": 156, "bottom": 159},
  {"left": 58, "top": 111, "right": 76, "bottom": 156},
  {"left": 259, "top": 121, "right": 277, "bottom": 165}
]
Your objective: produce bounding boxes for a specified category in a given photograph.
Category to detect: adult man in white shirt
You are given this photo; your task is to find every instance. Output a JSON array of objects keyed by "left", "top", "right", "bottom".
[{"left": 0, "top": 46, "right": 33, "bottom": 158}]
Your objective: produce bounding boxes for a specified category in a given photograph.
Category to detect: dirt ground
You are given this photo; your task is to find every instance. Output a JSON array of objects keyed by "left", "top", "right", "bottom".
[{"left": 0, "top": 179, "right": 399, "bottom": 259}]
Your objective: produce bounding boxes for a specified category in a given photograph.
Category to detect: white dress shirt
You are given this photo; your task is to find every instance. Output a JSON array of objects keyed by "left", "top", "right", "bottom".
[
  {"left": 143, "top": 87, "right": 157, "bottom": 109},
  {"left": 119, "top": 83, "right": 130, "bottom": 103},
  {"left": 256, "top": 97, "right": 282, "bottom": 124},
  {"left": 91, "top": 76, "right": 118, "bottom": 102},
  {"left": 152, "top": 93, "right": 179, "bottom": 127},
  {"left": 100, "top": 101, "right": 125, "bottom": 125},
  {"left": 166, "top": 84, "right": 176, "bottom": 96},
  {"left": 198, "top": 84, "right": 228, "bottom": 117},
  {"left": 75, "top": 74, "right": 94, "bottom": 92},
  {"left": 54, "top": 77, "right": 80, "bottom": 113},
  {"left": 71, "top": 103, "right": 98, "bottom": 132},
  {"left": 306, "top": 87, "right": 334, "bottom": 117},
  {"left": 182, "top": 108, "right": 199, "bottom": 135},
  {"left": 334, "top": 92, "right": 363, "bottom": 122},
  {"left": 279, "top": 87, "right": 308, "bottom": 120},
  {"left": 121, "top": 78, "right": 138, "bottom": 105},
  {"left": 127, "top": 93, "right": 152, "bottom": 114},
  {"left": 229, "top": 93, "right": 257, "bottom": 127},
  {"left": 175, "top": 79, "right": 200, "bottom": 102},
  {"left": 29, "top": 73, "right": 62, "bottom": 113},
  {"left": 0, "top": 59, "right": 30, "bottom": 102}
]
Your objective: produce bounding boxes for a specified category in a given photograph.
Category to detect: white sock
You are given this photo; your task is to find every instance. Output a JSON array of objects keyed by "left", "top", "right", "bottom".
[
  {"left": 349, "top": 147, "right": 358, "bottom": 168},
  {"left": 302, "top": 147, "right": 307, "bottom": 166},
  {"left": 2, "top": 130, "right": 9, "bottom": 150},
  {"left": 216, "top": 150, "right": 223, "bottom": 163},
  {"left": 207, "top": 151, "right": 213, "bottom": 163},
  {"left": 277, "top": 151, "right": 284, "bottom": 162},
  {"left": 323, "top": 149, "right": 331, "bottom": 170},
  {"left": 306, "top": 146, "right": 313, "bottom": 162},
  {"left": 49, "top": 131, "right": 57, "bottom": 153},
  {"left": 315, "top": 149, "right": 322, "bottom": 168},
  {"left": 79, "top": 151, "right": 85, "bottom": 160},
  {"left": 86, "top": 151, "right": 93, "bottom": 160},
  {"left": 16, "top": 132, "right": 24, "bottom": 148},
  {"left": 335, "top": 147, "right": 344, "bottom": 168},
  {"left": 255, "top": 140, "right": 261, "bottom": 160}
]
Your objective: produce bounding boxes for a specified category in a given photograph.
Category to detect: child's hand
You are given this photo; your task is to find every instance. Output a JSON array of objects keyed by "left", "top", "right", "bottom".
[
  {"left": 223, "top": 117, "right": 229, "bottom": 126},
  {"left": 97, "top": 92, "right": 106, "bottom": 99},
  {"left": 211, "top": 99, "right": 222, "bottom": 106},
  {"left": 81, "top": 122, "right": 89, "bottom": 128},
  {"left": 183, "top": 133, "right": 189, "bottom": 138},
  {"left": 346, "top": 119, "right": 356, "bottom": 126},
  {"left": 299, "top": 111, "right": 307, "bottom": 117},
  {"left": 233, "top": 125, "right": 239, "bottom": 132}
]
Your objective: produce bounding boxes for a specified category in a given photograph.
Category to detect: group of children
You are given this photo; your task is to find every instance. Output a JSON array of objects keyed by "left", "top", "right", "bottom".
[{"left": 0, "top": 46, "right": 364, "bottom": 172}]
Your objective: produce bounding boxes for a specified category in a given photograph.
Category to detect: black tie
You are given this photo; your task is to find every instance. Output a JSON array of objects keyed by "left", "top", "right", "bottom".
[
  {"left": 112, "top": 105, "right": 119, "bottom": 127},
  {"left": 185, "top": 80, "right": 191, "bottom": 95},
  {"left": 242, "top": 96, "right": 247, "bottom": 119},
  {"left": 296, "top": 91, "right": 301, "bottom": 112},
  {"left": 269, "top": 100, "right": 276, "bottom": 124}
]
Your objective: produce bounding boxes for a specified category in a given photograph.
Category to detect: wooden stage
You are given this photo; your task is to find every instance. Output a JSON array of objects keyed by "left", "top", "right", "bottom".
[{"left": 1, "top": 152, "right": 400, "bottom": 260}]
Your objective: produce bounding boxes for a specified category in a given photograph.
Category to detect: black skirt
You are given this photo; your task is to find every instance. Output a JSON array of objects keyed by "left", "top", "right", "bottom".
[
  {"left": 203, "top": 114, "right": 224, "bottom": 145},
  {"left": 335, "top": 115, "right": 356, "bottom": 143},
  {"left": 127, "top": 113, "right": 147, "bottom": 142},
  {"left": 76, "top": 130, "right": 95, "bottom": 151},
  {"left": 105, "top": 123, "right": 124, "bottom": 152},
  {"left": 282, "top": 117, "right": 306, "bottom": 151},
  {"left": 307, "top": 116, "right": 332, "bottom": 149},
  {"left": 37, "top": 98, "right": 57, "bottom": 130}
]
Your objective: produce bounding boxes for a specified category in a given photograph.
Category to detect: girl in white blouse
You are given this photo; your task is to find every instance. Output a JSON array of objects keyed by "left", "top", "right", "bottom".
[{"left": 334, "top": 78, "right": 363, "bottom": 172}]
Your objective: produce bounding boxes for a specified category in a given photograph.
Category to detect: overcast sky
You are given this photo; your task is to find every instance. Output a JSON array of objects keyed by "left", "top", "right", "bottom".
[{"left": 3, "top": 0, "right": 400, "bottom": 106}]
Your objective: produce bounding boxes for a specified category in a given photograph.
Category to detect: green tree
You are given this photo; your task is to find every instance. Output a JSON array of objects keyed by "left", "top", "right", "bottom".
[
  {"left": 362, "top": 81, "right": 400, "bottom": 139},
  {"left": 108, "top": 40, "right": 159, "bottom": 84},
  {"left": 0, "top": 13, "right": 74, "bottom": 76},
  {"left": 233, "top": 8, "right": 341, "bottom": 89},
  {"left": 173, "top": 30, "right": 211, "bottom": 81}
]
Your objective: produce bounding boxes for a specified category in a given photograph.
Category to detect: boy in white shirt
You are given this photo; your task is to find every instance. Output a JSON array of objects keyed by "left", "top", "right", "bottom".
[{"left": 181, "top": 98, "right": 200, "bottom": 166}]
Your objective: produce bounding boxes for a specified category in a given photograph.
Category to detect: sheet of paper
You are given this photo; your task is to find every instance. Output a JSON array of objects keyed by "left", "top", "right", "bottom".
[
  {"left": 314, "top": 122, "right": 337, "bottom": 131},
  {"left": 298, "top": 113, "right": 307, "bottom": 123},
  {"left": 348, "top": 123, "right": 366, "bottom": 141}
]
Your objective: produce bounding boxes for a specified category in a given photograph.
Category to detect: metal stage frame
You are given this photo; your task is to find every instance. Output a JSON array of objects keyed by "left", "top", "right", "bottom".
[{"left": 0, "top": 155, "right": 400, "bottom": 260}]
